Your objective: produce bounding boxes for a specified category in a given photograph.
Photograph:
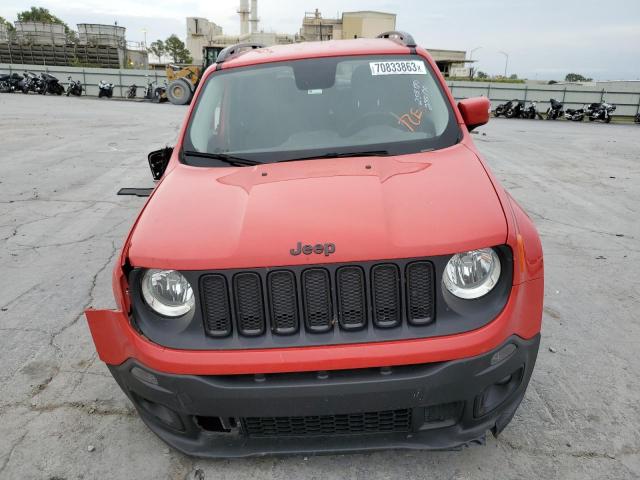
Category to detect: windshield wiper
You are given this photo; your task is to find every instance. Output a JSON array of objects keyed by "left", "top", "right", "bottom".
[
  {"left": 278, "top": 150, "right": 390, "bottom": 163},
  {"left": 183, "top": 150, "right": 263, "bottom": 166}
]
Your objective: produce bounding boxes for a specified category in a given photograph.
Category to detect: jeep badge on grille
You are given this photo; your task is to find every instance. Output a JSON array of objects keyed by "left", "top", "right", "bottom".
[{"left": 290, "top": 242, "right": 336, "bottom": 256}]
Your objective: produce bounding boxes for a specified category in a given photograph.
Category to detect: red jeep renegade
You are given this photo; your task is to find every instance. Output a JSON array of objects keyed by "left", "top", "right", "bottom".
[{"left": 86, "top": 32, "right": 543, "bottom": 457}]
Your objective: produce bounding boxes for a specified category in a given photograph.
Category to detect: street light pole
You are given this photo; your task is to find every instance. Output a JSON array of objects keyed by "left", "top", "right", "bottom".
[
  {"left": 469, "top": 46, "right": 482, "bottom": 78},
  {"left": 498, "top": 50, "right": 509, "bottom": 77}
]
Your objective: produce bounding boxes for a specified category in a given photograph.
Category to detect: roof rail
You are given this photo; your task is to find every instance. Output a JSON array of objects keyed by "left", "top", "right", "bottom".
[
  {"left": 216, "top": 43, "right": 266, "bottom": 63},
  {"left": 376, "top": 31, "right": 417, "bottom": 48}
]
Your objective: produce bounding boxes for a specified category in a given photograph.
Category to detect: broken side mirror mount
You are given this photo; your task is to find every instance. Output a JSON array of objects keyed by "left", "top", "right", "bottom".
[
  {"left": 148, "top": 146, "right": 174, "bottom": 180},
  {"left": 458, "top": 97, "right": 491, "bottom": 131}
]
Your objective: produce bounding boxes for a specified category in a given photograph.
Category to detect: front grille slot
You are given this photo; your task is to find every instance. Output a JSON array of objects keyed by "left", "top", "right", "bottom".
[
  {"left": 200, "top": 275, "right": 232, "bottom": 337},
  {"left": 268, "top": 270, "right": 299, "bottom": 335},
  {"left": 242, "top": 409, "right": 412, "bottom": 437},
  {"left": 371, "top": 264, "right": 402, "bottom": 328},
  {"left": 302, "top": 268, "right": 333, "bottom": 332},
  {"left": 233, "top": 272, "right": 265, "bottom": 336},
  {"left": 406, "top": 262, "right": 435, "bottom": 325},
  {"left": 336, "top": 266, "right": 366, "bottom": 330}
]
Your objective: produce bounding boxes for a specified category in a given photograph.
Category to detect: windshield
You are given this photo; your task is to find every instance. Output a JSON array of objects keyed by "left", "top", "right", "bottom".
[{"left": 183, "top": 55, "right": 460, "bottom": 165}]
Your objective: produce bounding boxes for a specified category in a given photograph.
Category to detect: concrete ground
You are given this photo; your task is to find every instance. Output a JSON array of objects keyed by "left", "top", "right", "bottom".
[{"left": 0, "top": 94, "right": 638, "bottom": 480}]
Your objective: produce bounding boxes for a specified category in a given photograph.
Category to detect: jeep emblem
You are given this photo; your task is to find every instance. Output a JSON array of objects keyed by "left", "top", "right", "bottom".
[{"left": 290, "top": 242, "right": 336, "bottom": 257}]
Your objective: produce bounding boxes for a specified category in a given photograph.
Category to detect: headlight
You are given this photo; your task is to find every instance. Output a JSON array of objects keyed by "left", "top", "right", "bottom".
[
  {"left": 443, "top": 248, "right": 501, "bottom": 299},
  {"left": 141, "top": 269, "right": 195, "bottom": 317}
]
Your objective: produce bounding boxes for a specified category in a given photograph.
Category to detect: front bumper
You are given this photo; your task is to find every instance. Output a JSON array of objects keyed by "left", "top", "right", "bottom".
[{"left": 108, "top": 334, "right": 539, "bottom": 457}]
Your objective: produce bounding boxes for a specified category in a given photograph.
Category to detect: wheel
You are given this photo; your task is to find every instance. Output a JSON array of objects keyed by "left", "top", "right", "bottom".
[
  {"left": 605, "top": 116, "right": 611, "bottom": 123},
  {"left": 505, "top": 109, "right": 515, "bottom": 118},
  {"left": 98, "top": 90, "right": 104, "bottom": 98},
  {"left": 167, "top": 79, "right": 192, "bottom": 105}
]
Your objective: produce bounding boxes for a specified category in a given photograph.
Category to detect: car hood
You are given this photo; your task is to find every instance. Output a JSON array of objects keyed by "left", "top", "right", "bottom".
[{"left": 127, "top": 144, "right": 507, "bottom": 270}]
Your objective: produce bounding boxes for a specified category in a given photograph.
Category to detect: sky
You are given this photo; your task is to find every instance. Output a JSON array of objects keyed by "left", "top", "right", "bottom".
[{"left": 1, "top": 0, "right": 639, "bottom": 80}]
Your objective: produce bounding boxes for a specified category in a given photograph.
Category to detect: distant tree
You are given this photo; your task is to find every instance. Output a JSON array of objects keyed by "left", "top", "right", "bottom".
[
  {"left": 0, "top": 16, "right": 15, "bottom": 32},
  {"left": 476, "top": 71, "right": 489, "bottom": 79},
  {"left": 164, "top": 34, "right": 192, "bottom": 63},
  {"left": 149, "top": 40, "right": 166, "bottom": 63},
  {"left": 16, "top": 7, "right": 77, "bottom": 43},
  {"left": 565, "top": 73, "right": 593, "bottom": 82},
  {"left": 509, "top": 73, "right": 518, "bottom": 80}
]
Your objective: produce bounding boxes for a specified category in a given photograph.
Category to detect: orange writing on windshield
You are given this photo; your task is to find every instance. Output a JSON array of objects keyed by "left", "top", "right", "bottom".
[{"left": 396, "top": 108, "right": 425, "bottom": 132}]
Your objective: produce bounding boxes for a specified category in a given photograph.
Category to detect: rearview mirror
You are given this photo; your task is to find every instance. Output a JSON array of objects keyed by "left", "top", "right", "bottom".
[
  {"left": 458, "top": 97, "right": 491, "bottom": 131},
  {"left": 148, "top": 146, "right": 173, "bottom": 180}
]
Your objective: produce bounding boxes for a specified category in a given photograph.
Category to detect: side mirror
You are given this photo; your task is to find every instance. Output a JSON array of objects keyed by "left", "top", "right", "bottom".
[
  {"left": 148, "top": 146, "right": 173, "bottom": 180},
  {"left": 458, "top": 97, "right": 491, "bottom": 131}
]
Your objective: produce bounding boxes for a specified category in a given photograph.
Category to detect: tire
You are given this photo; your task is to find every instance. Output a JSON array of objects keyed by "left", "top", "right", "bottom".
[
  {"left": 605, "top": 116, "right": 611, "bottom": 124},
  {"left": 167, "top": 79, "right": 192, "bottom": 105},
  {"left": 505, "top": 109, "right": 515, "bottom": 118},
  {"left": 98, "top": 90, "right": 104, "bottom": 98}
]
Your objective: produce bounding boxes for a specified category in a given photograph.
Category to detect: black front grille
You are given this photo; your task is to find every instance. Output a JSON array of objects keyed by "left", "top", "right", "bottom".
[
  {"left": 242, "top": 409, "right": 412, "bottom": 437},
  {"left": 199, "top": 259, "right": 436, "bottom": 340}
]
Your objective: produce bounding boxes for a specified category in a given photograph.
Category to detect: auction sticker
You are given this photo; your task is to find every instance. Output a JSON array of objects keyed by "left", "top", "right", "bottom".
[{"left": 369, "top": 60, "right": 427, "bottom": 76}]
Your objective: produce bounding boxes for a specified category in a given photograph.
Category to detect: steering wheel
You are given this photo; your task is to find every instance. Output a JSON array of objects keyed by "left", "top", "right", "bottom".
[{"left": 344, "top": 111, "right": 402, "bottom": 136}]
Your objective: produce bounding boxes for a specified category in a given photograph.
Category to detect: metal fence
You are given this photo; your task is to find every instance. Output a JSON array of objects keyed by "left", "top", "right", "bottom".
[
  {"left": 0, "top": 63, "right": 167, "bottom": 98},
  {"left": 446, "top": 81, "right": 640, "bottom": 117}
]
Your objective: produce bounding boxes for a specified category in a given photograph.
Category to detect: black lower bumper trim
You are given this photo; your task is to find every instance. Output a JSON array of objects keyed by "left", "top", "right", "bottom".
[{"left": 108, "top": 334, "right": 540, "bottom": 457}]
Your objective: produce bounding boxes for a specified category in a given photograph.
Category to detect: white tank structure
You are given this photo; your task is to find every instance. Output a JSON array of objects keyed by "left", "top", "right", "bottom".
[
  {"left": 14, "top": 22, "right": 67, "bottom": 45},
  {"left": 250, "top": 0, "right": 259, "bottom": 33},
  {"left": 77, "top": 23, "right": 126, "bottom": 48},
  {"left": 238, "top": 0, "right": 250, "bottom": 36},
  {"left": 0, "top": 23, "right": 8, "bottom": 42}
]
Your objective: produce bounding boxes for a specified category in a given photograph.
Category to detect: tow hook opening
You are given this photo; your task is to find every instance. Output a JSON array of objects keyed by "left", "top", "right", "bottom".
[{"left": 474, "top": 366, "right": 525, "bottom": 418}]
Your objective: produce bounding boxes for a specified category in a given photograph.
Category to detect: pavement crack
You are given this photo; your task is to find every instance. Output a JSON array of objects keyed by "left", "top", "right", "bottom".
[
  {"left": 0, "top": 432, "right": 28, "bottom": 476},
  {"left": 50, "top": 240, "right": 119, "bottom": 354}
]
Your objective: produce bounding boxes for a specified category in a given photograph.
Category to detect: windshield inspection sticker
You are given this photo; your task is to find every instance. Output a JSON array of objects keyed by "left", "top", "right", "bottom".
[{"left": 370, "top": 60, "right": 427, "bottom": 76}]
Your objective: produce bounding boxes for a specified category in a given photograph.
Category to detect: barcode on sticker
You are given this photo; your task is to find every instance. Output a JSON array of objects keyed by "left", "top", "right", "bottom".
[{"left": 370, "top": 61, "right": 427, "bottom": 76}]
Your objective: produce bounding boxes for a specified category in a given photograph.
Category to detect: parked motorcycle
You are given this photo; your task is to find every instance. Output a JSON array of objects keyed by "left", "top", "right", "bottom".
[
  {"left": 505, "top": 100, "right": 526, "bottom": 118},
  {"left": 546, "top": 99, "right": 564, "bottom": 120},
  {"left": 98, "top": 80, "right": 114, "bottom": 98},
  {"left": 40, "top": 72, "right": 64, "bottom": 95},
  {"left": 66, "top": 76, "right": 83, "bottom": 96},
  {"left": 494, "top": 100, "right": 515, "bottom": 117},
  {"left": 143, "top": 78, "right": 168, "bottom": 103},
  {"left": 635, "top": 113, "right": 640, "bottom": 124},
  {"left": 521, "top": 101, "right": 543, "bottom": 119},
  {"left": 0, "top": 73, "right": 23, "bottom": 93},
  {"left": 564, "top": 105, "right": 588, "bottom": 122},
  {"left": 19, "top": 72, "right": 44, "bottom": 94},
  {"left": 153, "top": 81, "right": 168, "bottom": 103},
  {"left": 588, "top": 102, "right": 616, "bottom": 123},
  {"left": 127, "top": 84, "right": 138, "bottom": 99}
]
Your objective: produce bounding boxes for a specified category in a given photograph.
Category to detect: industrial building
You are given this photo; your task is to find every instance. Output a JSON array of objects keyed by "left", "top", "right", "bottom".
[{"left": 186, "top": 4, "right": 470, "bottom": 77}]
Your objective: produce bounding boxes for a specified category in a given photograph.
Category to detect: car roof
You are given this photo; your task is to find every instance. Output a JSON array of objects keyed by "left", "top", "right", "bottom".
[{"left": 219, "top": 38, "right": 415, "bottom": 70}]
